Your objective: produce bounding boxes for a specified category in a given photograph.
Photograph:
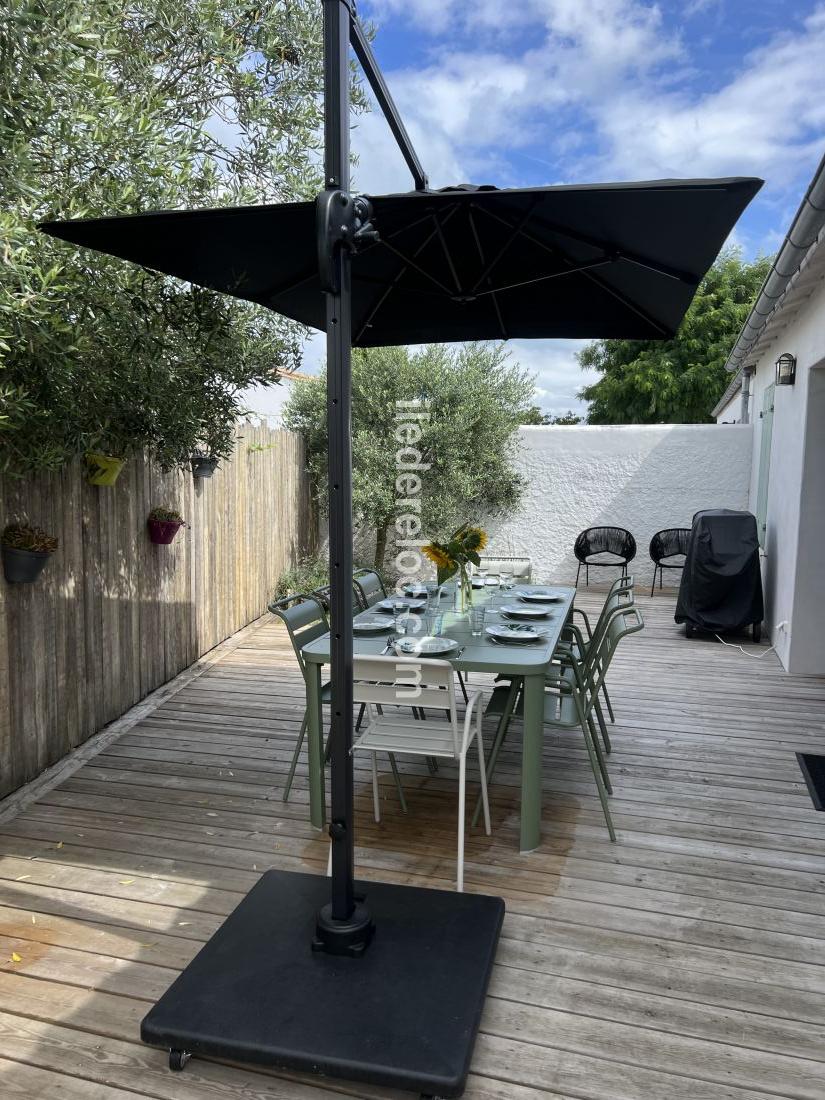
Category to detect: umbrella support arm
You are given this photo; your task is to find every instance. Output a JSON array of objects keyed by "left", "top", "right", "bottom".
[{"left": 350, "top": 15, "right": 428, "bottom": 192}]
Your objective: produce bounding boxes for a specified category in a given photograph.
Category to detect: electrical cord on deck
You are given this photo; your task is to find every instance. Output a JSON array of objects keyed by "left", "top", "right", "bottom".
[{"left": 714, "top": 634, "right": 777, "bottom": 659}]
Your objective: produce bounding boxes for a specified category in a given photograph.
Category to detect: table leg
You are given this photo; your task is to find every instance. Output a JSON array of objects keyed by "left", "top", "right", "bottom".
[
  {"left": 520, "top": 671, "right": 544, "bottom": 853},
  {"left": 306, "top": 663, "right": 325, "bottom": 830}
]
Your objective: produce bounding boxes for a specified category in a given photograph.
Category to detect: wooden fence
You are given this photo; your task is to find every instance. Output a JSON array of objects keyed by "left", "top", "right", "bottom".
[{"left": 0, "top": 425, "right": 314, "bottom": 798}]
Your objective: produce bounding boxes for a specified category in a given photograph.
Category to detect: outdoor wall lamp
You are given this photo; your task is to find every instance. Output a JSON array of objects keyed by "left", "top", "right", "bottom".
[{"left": 775, "top": 352, "right": 797, "bottom": 385}]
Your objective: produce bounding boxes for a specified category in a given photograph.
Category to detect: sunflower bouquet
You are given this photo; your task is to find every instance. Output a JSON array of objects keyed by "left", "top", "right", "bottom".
[{"left": 423, "top": 524, "right": 488, "bottom": 610}]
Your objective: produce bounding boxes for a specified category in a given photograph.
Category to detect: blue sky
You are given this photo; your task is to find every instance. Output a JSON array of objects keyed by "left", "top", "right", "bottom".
[{"left": 245, "top": 0, "right": 825, "bottom": 420}]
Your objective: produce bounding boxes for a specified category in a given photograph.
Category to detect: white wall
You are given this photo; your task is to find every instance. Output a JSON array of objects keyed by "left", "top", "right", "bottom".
[
  {"left": 485, "top": 424, "right": 753, "bottom": 586},
  {"left": 715, "top": 390, "right": 742, "bottom": 424},
  {"left": 745, "top": 272, "right": 825, "bottom": 673}
]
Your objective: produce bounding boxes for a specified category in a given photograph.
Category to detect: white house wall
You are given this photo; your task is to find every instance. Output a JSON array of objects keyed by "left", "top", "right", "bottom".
[
  {"left": 744, "top": 273, "right": 825, "bottom": 673},
  {"left": 485, "top": 424, "right": 752, "bottom": 587}
]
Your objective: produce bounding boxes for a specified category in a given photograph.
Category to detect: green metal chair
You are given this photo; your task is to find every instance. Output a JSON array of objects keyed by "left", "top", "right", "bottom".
[
  {"left": 476, "top": 605, "right": 645, "bottom": 839},
  {"left": 269, "top": 592, "right": 409, "bottom": 805},
  {"left": 566, "top": 574, "right": 635, "bottom": 730},
  {"left": 353, "top": 568, "right": 387, "bottom": 608}
]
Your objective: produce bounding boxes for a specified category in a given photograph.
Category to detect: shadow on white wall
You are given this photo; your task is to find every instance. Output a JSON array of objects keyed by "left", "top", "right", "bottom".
[{"left": 485, "top": 424, "right": 753, "bottom": 586}]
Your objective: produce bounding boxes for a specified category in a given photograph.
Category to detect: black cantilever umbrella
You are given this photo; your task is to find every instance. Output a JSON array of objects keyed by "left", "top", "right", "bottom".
[
  {"left": 40, "top": 1, "right": 761, "bottom": 1095},
  {"left": 44, "top": 176, "right": 760, "bottom": 347}
]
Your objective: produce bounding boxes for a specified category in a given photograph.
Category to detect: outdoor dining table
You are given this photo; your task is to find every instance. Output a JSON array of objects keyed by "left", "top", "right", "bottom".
[{"left": 301, "top": 583, "right": 576, "bottom": 853}]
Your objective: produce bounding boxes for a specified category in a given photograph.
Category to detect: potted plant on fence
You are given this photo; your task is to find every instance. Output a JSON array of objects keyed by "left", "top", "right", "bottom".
[
  {"left": 190, "top": 452, "right": 219, "bottom": 479},
  {"left": 2, "top": 523, "right": 59, "bottom": 583},
  {"left": 147, "top": 507, "right": 186, "bottom": 545},
  {"left": 85, "top": 450, "right": 126, "bottom": 486}
]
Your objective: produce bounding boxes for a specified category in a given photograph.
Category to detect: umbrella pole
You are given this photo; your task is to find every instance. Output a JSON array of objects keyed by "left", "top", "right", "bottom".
[{"left": 312, "top": 0, "right": 374, "bottom": 954}]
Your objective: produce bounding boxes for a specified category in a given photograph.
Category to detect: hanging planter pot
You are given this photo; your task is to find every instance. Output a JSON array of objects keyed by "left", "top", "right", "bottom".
[
  {"left": 147, "top": 508, "right": 186, "bottom": 545},
  {"left": 85, "top": 452, "right": 125, "bottom": 486},
  {"left": 191, "top": 453, "right": 219, "bottom": 479},
  {"left": 2, "top": 524, "right": 58, "bottom": 583}
]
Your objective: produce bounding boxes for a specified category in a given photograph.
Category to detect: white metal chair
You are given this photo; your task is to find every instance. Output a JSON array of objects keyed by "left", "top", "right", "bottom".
[{"left": 352, "top": 654, "right": 491, "bottom": 891}]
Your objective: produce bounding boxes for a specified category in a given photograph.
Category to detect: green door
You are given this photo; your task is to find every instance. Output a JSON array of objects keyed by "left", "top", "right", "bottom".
[{"left": 755, "top": 383, "right": 774, "bottom": 548}]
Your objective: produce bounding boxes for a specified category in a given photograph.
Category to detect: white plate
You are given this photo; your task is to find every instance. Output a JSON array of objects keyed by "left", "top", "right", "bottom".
[
  {"left": 353, "top": 619, "right": 392, "bottom": 632},
  {"left": 394, "top": 636, "right": 458, "bottom": 656},
  {"left": 515, "top": 589, "right": 565, "bottom": 602},
  {"left": 486, "top": 624, "right": 546, "bottom": 644},
  {"left": 376, "top": 598, "right": 426, "bottom": 612},
  {"left": 499, "top": 604, "right": 549, "bottom": 618},
  {"left": 402, "top": 583, "right": 429, "bottom": 597}
]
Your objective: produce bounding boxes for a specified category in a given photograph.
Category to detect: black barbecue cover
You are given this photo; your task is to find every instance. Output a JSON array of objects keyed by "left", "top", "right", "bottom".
[{"left": 675, "top": 510, "right": 764, "bottom": 632}]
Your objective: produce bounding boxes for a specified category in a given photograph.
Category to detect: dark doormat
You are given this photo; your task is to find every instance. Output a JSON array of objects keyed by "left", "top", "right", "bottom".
[{"left": 796, "top": 753, "right": 825, "bottom": 811}]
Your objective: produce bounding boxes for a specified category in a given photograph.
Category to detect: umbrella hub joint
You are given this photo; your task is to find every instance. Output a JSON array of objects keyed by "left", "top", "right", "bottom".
[{"left": 317, "top": 190, "right": 379, "bottom": 292}]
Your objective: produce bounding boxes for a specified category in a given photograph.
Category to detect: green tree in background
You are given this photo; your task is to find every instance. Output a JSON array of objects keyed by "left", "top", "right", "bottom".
[
  {"left": 578, "top": 251, "right": 771, "bottom": 424},
  {"left": 0, "top": 0, "right": 356, "bottom": 474},
  {"left": 518, "top": 406, "right": 583, "bottom": 425},
  {"left": 283, "top": 344, "right": 534, "bottom": 570}
]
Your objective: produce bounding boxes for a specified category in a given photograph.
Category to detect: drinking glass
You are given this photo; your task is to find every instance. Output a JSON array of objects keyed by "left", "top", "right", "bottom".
[
  {"left": 470, "top": 606, "right": 486, "bottom": 636},
  {"left": 499, "top": 571, "right": 512, "bottom": 591}
]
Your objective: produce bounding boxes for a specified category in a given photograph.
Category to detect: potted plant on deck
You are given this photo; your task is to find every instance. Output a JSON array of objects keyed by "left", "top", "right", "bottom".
[
  {"left": 147, "top": 507, "right": 186, "bottom": 545},
  {"left": 2, "top": 523, "right": 59, "bottom": 583}
]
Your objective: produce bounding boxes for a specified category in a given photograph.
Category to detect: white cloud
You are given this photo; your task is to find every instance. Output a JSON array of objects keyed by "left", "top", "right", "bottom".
[
  {"left": 507, "top": 338, "right": 596, "bottom": 416},
  {"left": 358, "top": 1, "right": 825, "bottom": 196}
]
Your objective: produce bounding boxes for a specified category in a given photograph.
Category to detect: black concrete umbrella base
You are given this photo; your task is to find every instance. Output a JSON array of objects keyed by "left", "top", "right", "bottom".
[{"left": 141, "top": 870, "right": 504, "bottom": 1097}]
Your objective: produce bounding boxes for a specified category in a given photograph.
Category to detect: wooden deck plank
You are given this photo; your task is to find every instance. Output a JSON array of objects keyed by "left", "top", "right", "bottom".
[{"left": 0, "top": 590, "right": 824, "bottom": 1100}]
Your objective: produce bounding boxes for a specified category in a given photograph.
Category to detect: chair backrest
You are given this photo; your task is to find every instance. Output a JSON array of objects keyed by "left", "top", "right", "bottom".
[
  {"left": 582, "top": 605, "right": 644, "bottom": 712},
  {"left": 353, "top": 654, "right": 460, "bottom": 753},
  {"left": 312, "top": 580, "right": 365, "bottom": 614},
  {"left": 353, "top": 569, "right": 387, "bottom": 608},
  {"left": 478, "top": 555, "right": 532, "bottom": 582},
  {"left": 268, "top": 593, "right": 328, "bottom": 680},
  {"left": 574, "top": 527, "right": 637, "bottom": 563},
  {"left": 589, "top": 583, "right": 635, "bottom": 656},
  {"left": 649, "top": 528, "right": 690, "bottom": 563}
]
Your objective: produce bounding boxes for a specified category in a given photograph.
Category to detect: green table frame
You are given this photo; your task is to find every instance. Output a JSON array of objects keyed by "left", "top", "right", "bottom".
[{"left": 300, "top": 584, "right": 575, "bottom": 853}]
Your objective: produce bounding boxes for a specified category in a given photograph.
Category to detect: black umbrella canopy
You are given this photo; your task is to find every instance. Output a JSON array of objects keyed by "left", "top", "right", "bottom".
[{"left": 42, "top": 176, "right": 761, "bottom": 346}]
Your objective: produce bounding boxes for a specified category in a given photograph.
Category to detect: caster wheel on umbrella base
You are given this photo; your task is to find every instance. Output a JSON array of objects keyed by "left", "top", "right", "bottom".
[
  {"left": 685, "top": 624, "right": 695, "bottom": 638},
  {"left": 169, "top": 1050, "right": 191, "bottom": 1072},
  {"left": 752, "top": 622, "right": 762, "bottom": 643}
]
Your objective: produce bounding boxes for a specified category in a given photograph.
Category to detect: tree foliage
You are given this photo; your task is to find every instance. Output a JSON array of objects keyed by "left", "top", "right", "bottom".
[
  {"left": 518, "top": 406, "right": 582, "bottom": 425},
  {"left": 578, "top": 251, "right": 772, "bottom": 424},
  {"left": 0, "top": 0, "right": 347, "bottom": 474},
  {"left": 282, "top": 344, "right": 534, "bottom": 569}
]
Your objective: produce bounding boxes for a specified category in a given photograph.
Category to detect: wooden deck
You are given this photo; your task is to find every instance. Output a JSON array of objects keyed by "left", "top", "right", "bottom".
[{"left": 1, "top": 590, "right": 824, "bottom": 1100}]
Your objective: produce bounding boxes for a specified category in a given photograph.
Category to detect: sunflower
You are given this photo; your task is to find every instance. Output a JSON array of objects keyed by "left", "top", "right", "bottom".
[
  {"left": 422, "top": 543, "right": 453, "bottom": 571},
  {"left": 463, "top": 526, "right": 488, "bottom": 552}
]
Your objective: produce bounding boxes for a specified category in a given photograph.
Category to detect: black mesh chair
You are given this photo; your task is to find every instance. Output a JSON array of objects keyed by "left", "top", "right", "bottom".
[
  {"left": 648, "top": 527, "right": 690, "bottom": 597},
  {"left": 574, "top": 527, "right": 637, "bottom": 587}
]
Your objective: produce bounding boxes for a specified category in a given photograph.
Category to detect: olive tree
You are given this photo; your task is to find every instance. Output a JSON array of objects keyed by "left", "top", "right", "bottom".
[
  {"left": 0, "top": 0, "right": 355, "bottom": 474},
  {"left": 283, "top": 343, "right": 534, "bottom": 569}
]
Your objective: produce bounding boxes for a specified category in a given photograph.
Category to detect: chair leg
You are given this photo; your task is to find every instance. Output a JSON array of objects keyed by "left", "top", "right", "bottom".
[
  {"left": 575, "top": 699, "right": 615, "bottom": 841},
  {"left": 586, "top": 564, "right": 590, "bottom": 586},
  {"left": 593, "top": 696, "right": 611, "bottom": 754},
  {"left": 650, "top": 566, "right": 657, "bottom": 599},
  {"left": 476, "top": 719, "right": 491, "bottom": 836},
  {"left": 371, "top": 753, "right": 381, "bottom": 823},
  {"left": 588, "top": 714, "right": 613, "bottom": 794},
  {"left": 601, "top": 680, "right": 615, "bottom": 723},
  {"left": 388, "top": 753, "right": 407, "bottom": 813},
  {"left": 457, "top": 754, "right": 467, "bottom": 892},
  {"left": 575, "top": 562, "right": 581, "bottom": 588},
  {"left": 355, "top": 702, "right": 365, "bottom": 731},
  {"left": 472, "top": 678, "right": 520, "bottom": 827},
  {"left": 283, "top": 711, "right": 308, "bottom": 802},
  {"left": 457, "top": 672, "right": 469, "bottom": 704},
  {"left": 427, "top": 757, "right": 439, "bottom": 774}
]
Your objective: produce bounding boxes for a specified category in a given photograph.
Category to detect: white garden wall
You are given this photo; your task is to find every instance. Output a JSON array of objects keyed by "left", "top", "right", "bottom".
[{"left": 486, "top": 424, "right": 753, "bottom": 586}]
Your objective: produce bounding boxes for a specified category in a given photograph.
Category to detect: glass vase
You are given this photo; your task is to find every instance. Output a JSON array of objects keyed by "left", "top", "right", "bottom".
[{"left": 455, "top": 564, "right": 473, "bottom": 612}]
